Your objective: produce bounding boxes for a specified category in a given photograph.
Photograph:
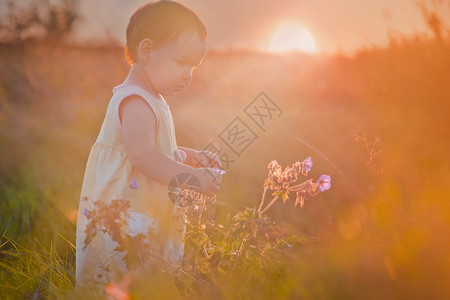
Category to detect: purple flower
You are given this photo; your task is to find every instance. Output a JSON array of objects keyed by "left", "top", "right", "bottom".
[
  {"left": 302, "top": 156, "right": 313, "bottom": 173},
  {"left": 212, "top": 168, "right": 226, "bottom": 175},
  {"left": 317, "top": 174, "right": 331, "bottom": 192},
  {"left": 130, "top": 178, "right": 138, "bottom": 189},
  {"left": 83, "top": 208, "right": 89, "bottom": 217}
]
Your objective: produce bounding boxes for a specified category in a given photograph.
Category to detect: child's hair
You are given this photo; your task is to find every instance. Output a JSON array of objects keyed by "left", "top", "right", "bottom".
[{"left": 125, "top": 0, "right": 207, "bottom": 65}]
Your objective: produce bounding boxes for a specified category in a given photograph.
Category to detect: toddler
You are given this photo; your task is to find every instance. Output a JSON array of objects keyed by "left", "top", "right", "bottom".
[{"left": 76, "top": 0, "right": 222, "bottom": 287}]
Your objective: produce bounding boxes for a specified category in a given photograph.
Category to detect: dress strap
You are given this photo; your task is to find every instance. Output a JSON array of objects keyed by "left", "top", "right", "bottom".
[{"left": 112, "top": 85, "right": 167, "bottom": 131}]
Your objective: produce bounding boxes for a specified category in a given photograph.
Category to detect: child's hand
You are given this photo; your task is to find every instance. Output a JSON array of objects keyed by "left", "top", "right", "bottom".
[
  {"left": 194, "top": 150, "right": 222, "bottom": 169},
  {"left": 193, "top": 168, "right": 222, "bottom": 196}
]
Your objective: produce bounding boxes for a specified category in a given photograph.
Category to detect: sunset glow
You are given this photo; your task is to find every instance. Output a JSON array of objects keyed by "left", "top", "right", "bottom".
[{"left": 269, "top": 22, "right": 316, "bottom": 53}]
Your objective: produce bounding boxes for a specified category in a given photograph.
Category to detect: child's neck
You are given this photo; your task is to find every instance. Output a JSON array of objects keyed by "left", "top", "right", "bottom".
[{"left": 123, "top": 63, "right": 161, "bottom": 99}]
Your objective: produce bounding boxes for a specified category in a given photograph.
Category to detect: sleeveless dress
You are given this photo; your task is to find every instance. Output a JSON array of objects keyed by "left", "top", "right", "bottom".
[{"left": 75, "top": 84, "right": 185, "bottom": 286}]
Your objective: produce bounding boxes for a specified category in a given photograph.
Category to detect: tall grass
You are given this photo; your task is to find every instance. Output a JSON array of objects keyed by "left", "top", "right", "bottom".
[
  {"left": 0, "top": 173, "right": 76, "bottom": 299},
  {"left": 0, "top": 172, "right": 45, "bottom": 243},
  {"left": 0, "top": 233, "right": 75, "bottom": 299}
]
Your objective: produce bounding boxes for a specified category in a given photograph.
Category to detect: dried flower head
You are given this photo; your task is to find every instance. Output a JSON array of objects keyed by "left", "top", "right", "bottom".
[
  {"left": 265, "top": 160, "right": 305, "bottom": 191},
  {"left": 265, "top": 158, "right": 315, "bottom": 192},
  {"left": 258, "top": 158, "right": 331, "bottom": 215}
]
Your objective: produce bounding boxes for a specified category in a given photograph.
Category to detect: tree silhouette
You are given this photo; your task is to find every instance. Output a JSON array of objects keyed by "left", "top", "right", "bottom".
[{"left": 0, "top": 0, "right": 78, "bottom": 43}]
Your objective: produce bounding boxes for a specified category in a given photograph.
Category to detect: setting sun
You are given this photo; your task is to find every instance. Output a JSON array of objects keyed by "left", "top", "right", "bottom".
[{"left": 269, "top": 22, "right": 316, "bottom": 53}]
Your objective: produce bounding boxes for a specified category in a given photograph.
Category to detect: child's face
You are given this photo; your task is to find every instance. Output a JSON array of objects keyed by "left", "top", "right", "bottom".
[{"left": 144, "top": 31, "right": 207, "bottom": 96}]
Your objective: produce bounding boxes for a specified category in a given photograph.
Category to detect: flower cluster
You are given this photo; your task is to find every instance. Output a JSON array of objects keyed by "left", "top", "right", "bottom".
[
  {"left": 168, "top": 186, "right": 203, "bottom": 208},
  {"left": 168, "top": 184, "right": 218, "bottom": 228},
  {"left": 258, "top": 157, "right": 331, "bottom": 215},
  {"left": 82, "top": 197, "right": 131, "bottom": 250},
  {"left": 265, "top": 157, "right": 313, "bottom": 191},
  {"left": 82, "top": 197, "right": 156, "bottom": 270}
]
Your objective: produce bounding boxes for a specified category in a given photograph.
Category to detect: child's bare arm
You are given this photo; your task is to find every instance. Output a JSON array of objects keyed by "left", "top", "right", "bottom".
[
  {"left": 120, "top": 96, "right": 221, "bottom": 195},
  {"left": 178, "top": 146, "right": 221, "bottom": 169},
  {"left": 177, "top": 147, "right": 196, "bottom": 166}
]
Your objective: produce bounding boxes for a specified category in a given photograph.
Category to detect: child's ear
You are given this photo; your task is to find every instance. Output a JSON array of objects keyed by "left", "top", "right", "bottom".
[{"left": 138, "top": 38, "right": 154, "bottom": 64}]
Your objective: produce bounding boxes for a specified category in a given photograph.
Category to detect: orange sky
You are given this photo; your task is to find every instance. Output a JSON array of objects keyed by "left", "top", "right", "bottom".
[
  {"left": 0, "top": 0, "right": 434, "bottom": 54},
  {"left": 72, "top": 0, "right": 430, "bottom": 54}
]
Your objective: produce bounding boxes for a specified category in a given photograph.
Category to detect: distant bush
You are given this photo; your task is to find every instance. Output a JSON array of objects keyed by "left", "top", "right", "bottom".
[
  {"left": 0, "top": 0, "right": 78, "bottom": 43},
  {"left": 416, "top": 0, "right": 450, "bottom": 42}
]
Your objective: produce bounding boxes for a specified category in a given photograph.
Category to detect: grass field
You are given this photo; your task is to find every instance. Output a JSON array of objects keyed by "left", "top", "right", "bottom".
[{"left": 1, "top": 23, "right": 449, "bottom": 299}]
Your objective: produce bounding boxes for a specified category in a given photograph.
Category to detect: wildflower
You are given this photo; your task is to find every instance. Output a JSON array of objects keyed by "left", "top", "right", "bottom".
[
  {"left": 259, "top": 159, "right": 331, "bottom": 215},
  {"left": 212, "top": 167, "right": 226, "bottom": 175},
  {"left": 317, "top": 174, "right": 331, "bottom": 192},
  {"left": 129, "top": 178, "right": 138, "bottom": 189},
  {"left": 83, "top": 199, "right": 131, "bottom": 250},
  {"left": 268, "top": 160, "right": 279, "bottom": 170},
  {"left": 83, "top": 208, "right": 89, "bottom": 217},
  {"left": 267, "top": 159, "right": 314, "bottom": 190},
  {"left": 302, "top": 156, "right": 313, "bottom": 173}
]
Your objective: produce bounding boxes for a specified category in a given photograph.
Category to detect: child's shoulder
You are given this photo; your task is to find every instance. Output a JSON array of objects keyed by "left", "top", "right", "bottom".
[
  {"left": 112, "top": 83, "right": 146, "bottom": 96},
  {"left": 113, "top": 84, "right": 169, "bottom": 110}
]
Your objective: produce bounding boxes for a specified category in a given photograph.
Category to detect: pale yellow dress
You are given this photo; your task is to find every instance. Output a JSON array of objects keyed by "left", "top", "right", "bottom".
[{"left": 76, "top": 84, "right": 185, "bottom": 286}]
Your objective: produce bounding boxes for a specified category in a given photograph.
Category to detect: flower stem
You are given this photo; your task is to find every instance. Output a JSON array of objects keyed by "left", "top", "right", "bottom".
[
  {"left": 258, "top": 195, "right": 279, "bottom": 216},
  {"left": 257, "top": 186, "right": 268, "bottom": 213},
  {"left": 289, "top": 182, "right": 308, "bottom": 190},
  {"left": 230, "top": 230, "right": 250, "bottom": 274}
]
